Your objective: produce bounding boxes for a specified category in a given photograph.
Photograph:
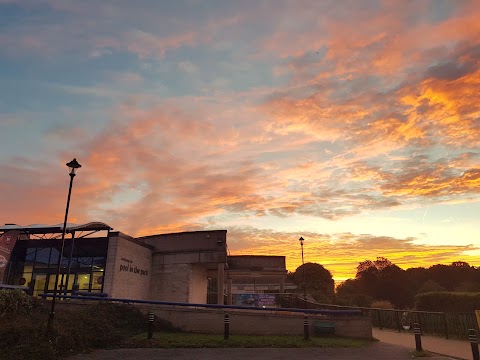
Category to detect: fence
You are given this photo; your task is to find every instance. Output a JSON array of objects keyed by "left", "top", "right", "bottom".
[
  {"left": 176, "top": 291, "right": 478, "bottom": 339},
  {"left": 371, "top": 308, "right": 477, "bottom": 339},
  {"left": 294, "top": 300, "right": 478, "bottom": 339}
]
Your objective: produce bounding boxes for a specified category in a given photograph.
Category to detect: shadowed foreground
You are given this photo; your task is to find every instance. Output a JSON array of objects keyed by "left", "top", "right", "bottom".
[{"left": 68, "top": 342, "right": 443, "bottom": 360}]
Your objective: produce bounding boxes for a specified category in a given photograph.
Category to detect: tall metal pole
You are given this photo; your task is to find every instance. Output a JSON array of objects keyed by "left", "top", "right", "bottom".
[
  {"left": 301, "top": 242, "right": 306, "bottom": 302},
  {"left": 48, "top": 172, "right": 75, "bottom": 328},
  {"left": 299, "top": 237, "right": 306, "bottom": 305}
]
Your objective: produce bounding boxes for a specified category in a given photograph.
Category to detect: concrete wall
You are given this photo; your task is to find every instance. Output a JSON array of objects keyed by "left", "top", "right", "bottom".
[
  {"left": 139, "top": 305, "right": 372, "bottom": 339},
  {"left": 228, "top": 255, "right": 286, "bottom": 270},
  {"left": 104, "top": 232, "right": 152, "bottom": 300},
  {"left": 150, "top": 263, "right": 191, "bottom": 302},
  {"left": 189, "top": 264, "right": 208, "bottom": 303},
  {"left": 140, "top": 230, "right": 227, "bottom": 257},
  {"left": 147, "top": 231, "right": 227, "bottom": 303},
  {"left": 149, "top": 261, "right": 209, "bottom": 303}
]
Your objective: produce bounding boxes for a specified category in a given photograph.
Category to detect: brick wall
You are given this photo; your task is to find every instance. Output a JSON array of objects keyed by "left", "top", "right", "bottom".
[{"left": 104, "top": 233, "right": 152, "bottom": 300}]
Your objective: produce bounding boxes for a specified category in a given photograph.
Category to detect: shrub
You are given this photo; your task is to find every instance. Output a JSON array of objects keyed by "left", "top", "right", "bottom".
[
  {"left": 415, "top": 291, "right": 480, "bottom": 312},
  {"left": 370, "top": 300, "right": 394, "bottom": 309},
  {"left": 0, "top": 302, "right": 175, "bottom": 360},
  {"left": 0, "top": 289, "right": 33, "bottom": 318},
  {"left": 334, "top": 294, "right": 373, "bottom": 308}
]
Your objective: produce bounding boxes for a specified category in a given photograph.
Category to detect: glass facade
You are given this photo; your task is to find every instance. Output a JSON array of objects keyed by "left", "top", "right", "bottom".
[{"left": 5, "top": 237, "right": 108, "bottom": 297}]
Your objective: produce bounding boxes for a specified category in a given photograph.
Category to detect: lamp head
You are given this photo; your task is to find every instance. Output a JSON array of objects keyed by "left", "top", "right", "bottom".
[
  {"left": 299, "top": 236, "right": 304, "bottom": 245},
  {"left": 66, "top": 158, "right": 82, "bottom": 175}
]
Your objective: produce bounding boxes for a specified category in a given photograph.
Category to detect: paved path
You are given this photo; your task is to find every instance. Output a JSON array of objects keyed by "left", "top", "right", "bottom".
[
  {"left": 69, "top": 343, "right": 410, "bottom": 360},
  {"left": 69, "top": 342, "right": 456, "bottom": 360},
  {"left": 373, "top": 328, "right": 474, "bottom": 360}
]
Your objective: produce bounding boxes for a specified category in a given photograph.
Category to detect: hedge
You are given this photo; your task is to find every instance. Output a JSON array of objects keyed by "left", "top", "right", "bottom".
[
  {"left": 0, "top": 301, "right": 174, "bottom": 360},
  {"left": 415, "top": 291, "right": 480, "bottom": 312}
]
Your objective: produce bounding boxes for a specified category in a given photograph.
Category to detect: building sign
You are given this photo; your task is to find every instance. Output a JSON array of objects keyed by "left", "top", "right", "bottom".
[
  {"left": 236, "top": 294, "right": 277, "bottom": 307},
  {"left": 0, "top": 230, "right": 20, "bottom": 283},
  {"left": 119, "top": 257, "right": 149, "bottom": 277}
]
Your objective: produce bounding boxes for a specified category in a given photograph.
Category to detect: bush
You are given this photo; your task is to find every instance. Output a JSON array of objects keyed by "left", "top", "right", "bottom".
[
  {"left": 335, "top": 294, "right": 373, "bottom": 308},
  {"left": 370, "top": 300, "right": 394, "bottom": 309},
  {"left": 0, "top": 289, "right": 33, "bottom": 318},
  {"left": 0, "top": 302, "right": 174, "bottom": 360},
  {"left": 415, "top": 291, "right": 480, "bottom": 312}
]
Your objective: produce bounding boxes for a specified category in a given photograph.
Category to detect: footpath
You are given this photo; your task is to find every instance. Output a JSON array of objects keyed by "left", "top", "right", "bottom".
[{"left": 373, "top": 328, "right": 474, "bottom": 360}]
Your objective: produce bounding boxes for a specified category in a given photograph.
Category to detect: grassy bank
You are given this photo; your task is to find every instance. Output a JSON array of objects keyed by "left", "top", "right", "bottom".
[
  {"left": 0, "top": 290, "right": 371, "bottom": 360},
  {"left": 124, "top": 332, "right": 372, "bottom": 348}
]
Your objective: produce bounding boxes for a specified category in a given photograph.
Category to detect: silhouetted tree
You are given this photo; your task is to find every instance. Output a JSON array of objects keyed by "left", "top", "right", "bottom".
[
  {"left": 293, "top": 262, "right": 335, "bottom": 303},
  {"left": 356, "top": 260, "right": 376, "bottom": 278},
  {"left": 335, "top": 279, "right": 373, "bottom": 307},
  {"left": 374, "top": 257, "right": 393, "bottom": 270},
  {"left": 417, "top": 280, "right": 446, "bottom": 294},
  {"left": 335, "top": 258, "right": 480, "bottom": 310}
]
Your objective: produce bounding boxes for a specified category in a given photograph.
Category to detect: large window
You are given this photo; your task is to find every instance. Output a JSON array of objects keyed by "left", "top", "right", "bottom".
[{"left": 7, "top": 237, "right": 108, "bottom": 297}]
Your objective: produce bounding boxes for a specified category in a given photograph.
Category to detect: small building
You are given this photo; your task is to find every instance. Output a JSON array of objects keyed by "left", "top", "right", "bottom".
[{"left": 0, "top": 222, "right": 289, "bottom": 304}]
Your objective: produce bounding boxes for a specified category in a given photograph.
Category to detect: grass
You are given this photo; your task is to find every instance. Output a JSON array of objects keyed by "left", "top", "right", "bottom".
[
  {"left": 123, "top": 332, "right": 372, "bottom": 348},
  {"left": 410, "top": 350, "right": 434, "bottom": 357}
]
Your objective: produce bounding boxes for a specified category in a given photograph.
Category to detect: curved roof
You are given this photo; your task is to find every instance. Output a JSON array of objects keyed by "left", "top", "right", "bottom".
[{"left": 0, "top": 222, "right": 112, "bottom": 234}]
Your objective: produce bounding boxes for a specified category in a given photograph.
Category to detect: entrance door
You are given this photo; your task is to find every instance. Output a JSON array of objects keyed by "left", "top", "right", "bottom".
[
  {"left": 46, "top": 273, "right": 75, "bottom": 295},
  {"left": 32, "top": 274, "right": 47, "bottom": 298},
  {"left": 75, "top": 273, "right": 91, "bottom": 292}
]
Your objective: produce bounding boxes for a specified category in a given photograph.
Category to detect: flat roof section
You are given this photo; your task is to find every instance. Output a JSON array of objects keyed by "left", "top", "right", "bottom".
[{"left": 0, "top": 222, "right": 113, "bottom": 235}]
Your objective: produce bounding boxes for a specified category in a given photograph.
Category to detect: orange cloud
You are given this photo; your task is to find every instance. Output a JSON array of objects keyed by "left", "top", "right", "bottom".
[{"left": 227, "top": 227, "right": 479, "bottom": 281}]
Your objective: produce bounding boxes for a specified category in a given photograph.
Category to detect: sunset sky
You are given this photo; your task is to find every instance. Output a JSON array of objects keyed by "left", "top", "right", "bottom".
[{"left": 0, "top": 0, "right": 479, "bottom": 281}]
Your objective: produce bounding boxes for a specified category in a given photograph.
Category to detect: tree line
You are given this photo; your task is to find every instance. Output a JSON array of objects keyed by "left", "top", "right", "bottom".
[{"left": 290, "top": 258, "right": 480, "bottom": 309}]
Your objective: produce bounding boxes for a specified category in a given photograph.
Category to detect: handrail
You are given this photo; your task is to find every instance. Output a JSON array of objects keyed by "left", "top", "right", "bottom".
[{"left": 39, "top": 293, "right": 363, "bottom": 316}]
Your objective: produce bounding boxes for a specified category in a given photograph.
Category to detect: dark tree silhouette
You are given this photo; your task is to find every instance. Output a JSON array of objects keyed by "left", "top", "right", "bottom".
[
  {"left": 293, "top": 262, "right": 335, "bottom": 303},
  {"left": 336, "top": 258, "right": 480, "bottom": 309}
]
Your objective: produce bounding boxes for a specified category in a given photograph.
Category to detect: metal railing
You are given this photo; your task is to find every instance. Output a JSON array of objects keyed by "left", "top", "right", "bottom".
[
  {"left": 297, "top": 301, "right": 478, "bottom": 339},
  {"left": 40, "top": 293, "right": 362, "bottom": 317}
]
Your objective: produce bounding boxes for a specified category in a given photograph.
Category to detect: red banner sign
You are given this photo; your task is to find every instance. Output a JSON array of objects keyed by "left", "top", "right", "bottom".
[{"left": 0, "top": 230, "right": 20, "bottom": 283}]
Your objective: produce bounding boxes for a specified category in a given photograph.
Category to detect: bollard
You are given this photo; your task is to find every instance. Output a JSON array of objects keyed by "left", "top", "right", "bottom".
[
  {"left": 224, "top": 313, "right": 230, "bottom": 340},
  {"left": 414, "top": 323, "right": 422, "bottom": 352},
  {"left": 468, "top": 329, "right": 479, "bottom": 360},
  {"left": 304, "top": 315, "right": 309, "bottom": 340},
  {"left": 395, "top": 311, "right": 402, "bottom": 333},
  {"left": 147, "top": 311, "right": 154, "bottom": 340}
]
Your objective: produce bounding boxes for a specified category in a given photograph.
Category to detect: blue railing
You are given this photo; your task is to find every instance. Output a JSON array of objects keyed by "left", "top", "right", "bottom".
[{"left": 39, "top": 293, "right": 362, "bottom": 317}]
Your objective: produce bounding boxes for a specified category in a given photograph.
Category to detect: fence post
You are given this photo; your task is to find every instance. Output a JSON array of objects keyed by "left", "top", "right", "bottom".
[
  {"left": 396, "top": 311, "right": 402, "bottom": 332},
  {"left": 468, "top": 329, "right": 479, "bottom": 360},
  {"left": 224, "top": 313, "right": 230, "bottom": 340},
  {"left": 147, "top": 310, "right": 154, "bottom": 340},
  {"left": 414, "top": 323, "right": 422, "bottom": 352},
  {"left": 304, "top": 315, "right": 309, "bottom": 340},
  {"left": 442, "top": 313, "right": 448, "bottom": 339}
]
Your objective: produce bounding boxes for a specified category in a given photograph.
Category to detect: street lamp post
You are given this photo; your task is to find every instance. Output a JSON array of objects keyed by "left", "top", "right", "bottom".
[
  {"left": 299, "top": 236, "right": 306, "bottom": 305},
  {"left": 48, "top": 158, "right": 81, "bottom": 328}
]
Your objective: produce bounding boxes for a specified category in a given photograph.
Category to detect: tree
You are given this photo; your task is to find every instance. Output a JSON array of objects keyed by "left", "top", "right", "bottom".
[
  {"left": 417, "top": 280, "right": 446, "bottom": 294},
  {"left": 355, "top": 258, "right": 414, "bottom": 308},
  {"left": 356, "top": 260, "right": 376, "bottom": 278},
  {"left": 451, "top": 261, "right": 470, "bottom": 268},
  {"left": 374, "top": 257, "right": 393, "bottom": 270},
  {"left": 356, "top": 257, "right": 393, "bottom": 278},
  {"left": 335, "top": 279, "right": 373, "bottom": 307},
  {"left": 293, "top": 262, "right": 335, "bottom": 303}
]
